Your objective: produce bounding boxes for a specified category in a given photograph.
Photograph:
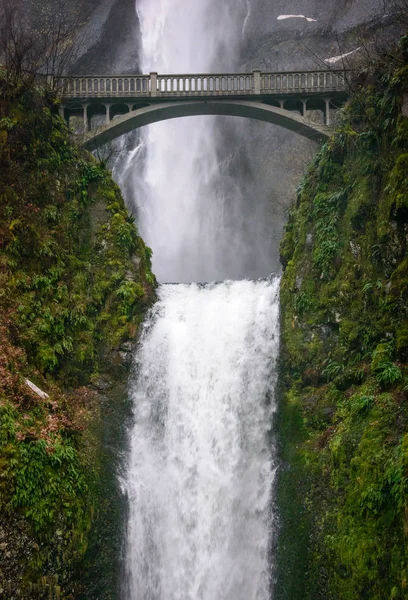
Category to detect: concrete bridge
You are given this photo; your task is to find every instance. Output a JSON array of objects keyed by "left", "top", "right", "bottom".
[{"left": 58, "top": 70, "right": 350, "bottom": 148}]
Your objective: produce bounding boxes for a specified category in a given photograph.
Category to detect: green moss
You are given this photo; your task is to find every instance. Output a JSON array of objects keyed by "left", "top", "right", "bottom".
[
  {"left": 0, "top": 78, "right": 156, "bottom": 597},
  {"left": 278, "top": 50, "right": 408, "bottom": 600}
]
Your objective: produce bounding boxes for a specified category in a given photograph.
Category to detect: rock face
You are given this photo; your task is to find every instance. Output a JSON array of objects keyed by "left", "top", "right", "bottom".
[
  {"left": 278, "top": 47, "right": 408, "bottom": 599},
  {"left": 70, "top": 0, "right": 141, "bottom": 74},
  {"left": 220, "top": 0, "right": 389, "bottom": 272},
  {"left": 73, "top": 0, "right": 386, "bottom": 73}
]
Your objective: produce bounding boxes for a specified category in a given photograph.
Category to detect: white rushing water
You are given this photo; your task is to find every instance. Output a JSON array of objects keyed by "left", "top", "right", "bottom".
[
  {"left": 114, "top": 0, "right": 250, "bottom": 283},
  {"left": 123, "top": 277, "right": 280, "bottom": 600}
]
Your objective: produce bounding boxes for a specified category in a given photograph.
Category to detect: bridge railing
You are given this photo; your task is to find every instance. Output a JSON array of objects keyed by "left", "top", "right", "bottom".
[
  {"left": 57, "top": 70, "right": 349, "bottom": 99},
  {"left": 59, "top": 75, "right": 151, "bottom": 98},
  {"left": 155, "top": 74, "right": 255, "bottom": 95},
  {"left": 260, "top": 71, "right": 347, "bottom": 93}
]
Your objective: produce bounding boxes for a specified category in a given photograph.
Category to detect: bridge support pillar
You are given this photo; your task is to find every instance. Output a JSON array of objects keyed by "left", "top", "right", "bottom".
[
  {"left": 150, "top": 72, "right": 158, "bottom": 97},
  {"left": 253, "top": 70, "right": 261, "bottom": 95},
  {"left": 104, "top": 104, "right": 111, "bottom": 125},
  {"left": 324, "top": 98, "right": 331, "bottom": 126},
  {"left": 83, "top": 103, "right": 90, "bottom": 133}
]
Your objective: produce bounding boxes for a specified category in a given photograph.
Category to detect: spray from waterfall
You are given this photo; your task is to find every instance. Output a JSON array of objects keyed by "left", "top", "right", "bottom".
[{"left": 122, "top": 277, "right": 280, "bottom": 599}]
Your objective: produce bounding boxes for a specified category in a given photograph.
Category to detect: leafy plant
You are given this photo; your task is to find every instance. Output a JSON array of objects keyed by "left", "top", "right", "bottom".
[
  {"left": 322, "top": 359, "right": 345, "bottom": 381},
  {"left": 116, "top": 281, "right": 145, "bottom": 315},
  {"left": 374, "top": 362, "right": 402, "bottom": 385},
  {"left": 351, "top": 394, "right": 375, "bottom": 415}
]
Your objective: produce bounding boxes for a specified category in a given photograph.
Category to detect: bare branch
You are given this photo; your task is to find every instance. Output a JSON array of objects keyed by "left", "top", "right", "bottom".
[{"left": 0, "top": 0, "right": 91, "bottom": 89}]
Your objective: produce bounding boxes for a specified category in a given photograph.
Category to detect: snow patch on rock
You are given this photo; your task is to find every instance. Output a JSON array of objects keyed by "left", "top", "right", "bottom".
[
  {"left": 277, "top": 14, "right": 317, "bottom": 22},
  {"left": 325, "top": 48, "right": 361, "bottom": 64}
]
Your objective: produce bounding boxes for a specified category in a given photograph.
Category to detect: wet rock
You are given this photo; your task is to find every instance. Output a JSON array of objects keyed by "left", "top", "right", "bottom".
[
  {"left": 91, "top": 376, "right": 113, "bottom": 391},
  {"left": 402, "top": 94, "right": 408, "bottom": 117},
  {"left": 350, "top": 240, "right": 360, "bottom": 258},
  {"left": 119, "top": 341, "right": 133, "bottom": 353},
  {"left": 321, "top": 406, "right": 336, "bottom": 418},
  {"left": 304, "top": 396, "right": 318, "bottom": 407},
  {"left": 319, "top": 324, "right": 332, "bottom": 340},
  {"left": 132, "top": 255, "right": 142, "bottom": 270}
]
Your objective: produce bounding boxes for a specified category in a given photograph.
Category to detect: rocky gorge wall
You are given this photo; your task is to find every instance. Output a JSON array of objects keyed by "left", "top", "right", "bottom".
[
  {"left": 277, "top": 38, "right": 408, "bottom": 599},
  {"left": 0, "top": 76, "right": 155, "bottom": 599}
]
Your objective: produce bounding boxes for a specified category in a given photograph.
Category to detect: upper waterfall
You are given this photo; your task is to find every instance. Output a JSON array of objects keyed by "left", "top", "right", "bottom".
[{"left": 114, "top": 0, "right": 256, "bottom": 283}]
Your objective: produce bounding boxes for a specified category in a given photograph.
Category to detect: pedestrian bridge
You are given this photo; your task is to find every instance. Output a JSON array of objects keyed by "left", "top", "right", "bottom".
[{"left": 58, "top": 70, "right": 349, "bottom": 148}]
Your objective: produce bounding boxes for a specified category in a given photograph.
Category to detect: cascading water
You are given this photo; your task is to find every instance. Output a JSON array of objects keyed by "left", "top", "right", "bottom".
[
  {"left": 122, "top": 277, "right": 280, "bottom": 599},
  {"left": 117, "top": 1, "right": 282, "bottom": 597}
]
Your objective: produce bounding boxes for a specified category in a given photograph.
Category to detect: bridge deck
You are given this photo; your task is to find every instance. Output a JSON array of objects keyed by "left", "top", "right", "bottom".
[{"left": 59, "top": 70, "right": 349, "bottom": 101}]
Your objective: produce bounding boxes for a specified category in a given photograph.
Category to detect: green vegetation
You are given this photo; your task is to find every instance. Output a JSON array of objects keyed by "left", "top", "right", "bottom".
[
  {"left": 278, "top": 38, "right": 408, "bottom": 599},
  {"left": 0, "top": 74, "right": 155, "bottom": 598}
]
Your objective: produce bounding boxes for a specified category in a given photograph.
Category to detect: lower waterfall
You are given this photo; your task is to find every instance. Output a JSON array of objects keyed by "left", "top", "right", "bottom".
[{"left": 122, "top": 276, "right": 280, "bottom": 600}]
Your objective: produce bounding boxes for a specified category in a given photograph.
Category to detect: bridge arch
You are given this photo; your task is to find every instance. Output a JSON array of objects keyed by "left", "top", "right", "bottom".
[{"left": 81, "top": 99, "right": 332, "bottom": 150}]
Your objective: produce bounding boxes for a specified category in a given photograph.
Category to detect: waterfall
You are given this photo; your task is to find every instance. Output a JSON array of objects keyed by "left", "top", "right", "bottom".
[
  {"left": 122, "top": 277, "right": 280, "bottom": 599},
  {"left": 115, "top": 2, "right": 282, "bottom": 597},
  {"left": 114, "top": 0, "right": 250, "bottom": 283}
]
